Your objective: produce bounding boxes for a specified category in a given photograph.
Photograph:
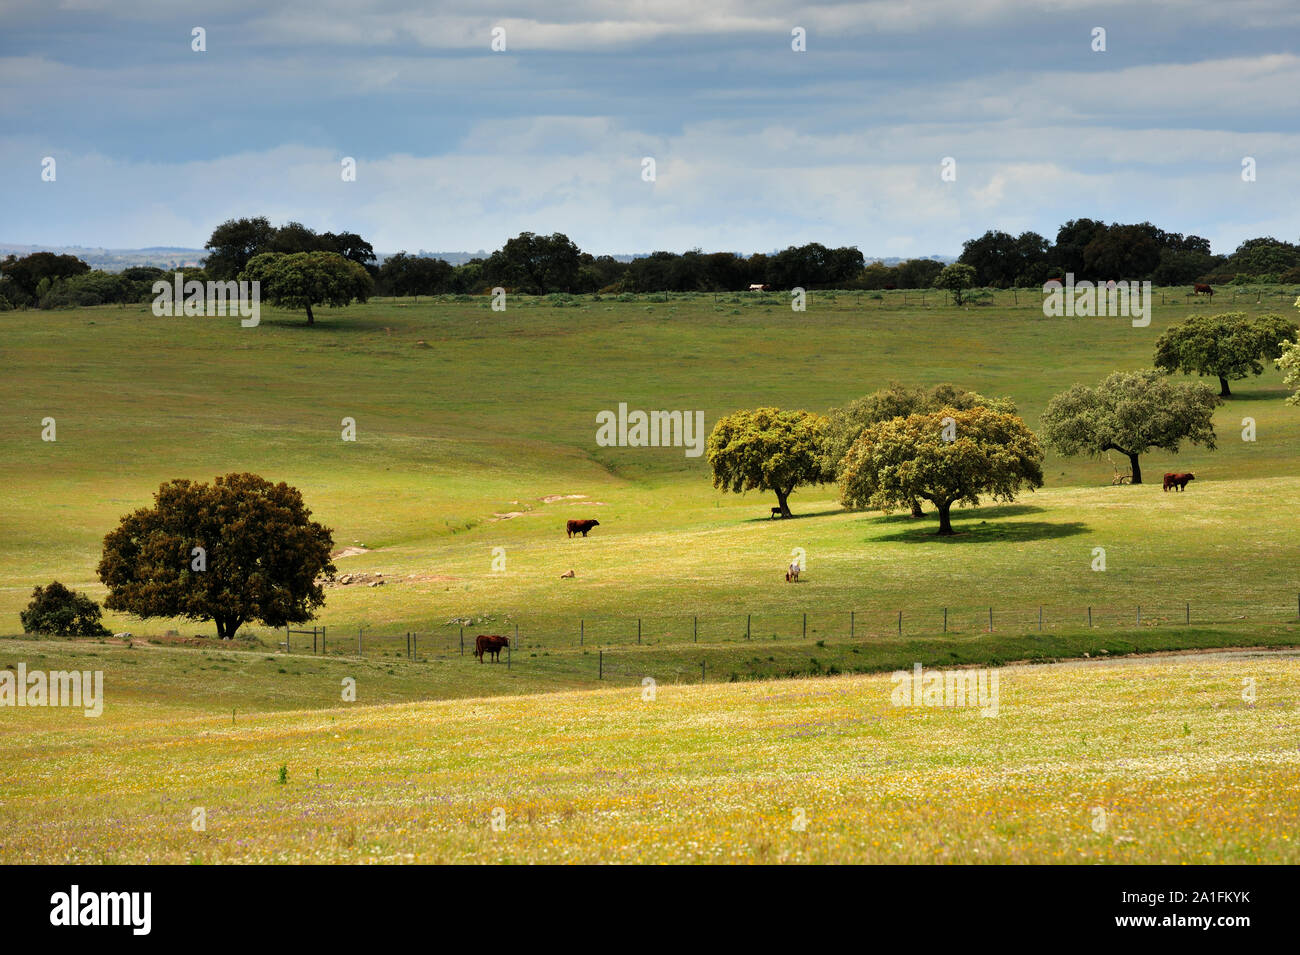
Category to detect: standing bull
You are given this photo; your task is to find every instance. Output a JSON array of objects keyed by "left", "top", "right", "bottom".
[
  {"left": 474, "top": 634, "right": 510, "bottom": 662},
  {"left": 566, "top": 519, "right": 600, "bottom": 537}
]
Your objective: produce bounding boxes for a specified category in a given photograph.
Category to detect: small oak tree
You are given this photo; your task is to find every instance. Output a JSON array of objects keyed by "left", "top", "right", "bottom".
[
  {"left": 1154, "top": 312, "right": 1298, "bottom": 397},
  {"left": 240, "top": 251, "right": 372, "bottom": 325},
  {"left": 839, "top": 406, "right": 1044, "bottom": 535},
  {"left": 707, "top": 407, "right": 833, "bottom": 518},
  {"left": 933, "top": 263, "right": 977, "bottom": 305},
  {"left": 20, "top": 582, "right": 111, "bottom": 637},
  {"left": 98, "top": 473, "right": 335, "bottom": 640},
  {"left": 1040, "top": 369, "right": 1219, "bottom": 485}
]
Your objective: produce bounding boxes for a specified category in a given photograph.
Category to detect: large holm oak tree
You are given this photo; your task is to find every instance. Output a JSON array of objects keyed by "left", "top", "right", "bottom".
[
  {"left": 823, "top": 382, "right": 1017, "bottom": 516},
  {"left": 707, "top": 407, "right": 833, "bottom": 518},
  {"left": 97, "top": 473, "right": 335, "bottom": 640},
  {"left": 1154, "top": 312, "right": 1298, "bottom": 397},
  {"left": 838, "top": 407, "right": 1044, "bottom": 535},
  {"left": 1040, "top": 369, "right": 1220, "bottom": 485},
  {"left": 240, "top": 251, "right": 373, "bottom": 324}
]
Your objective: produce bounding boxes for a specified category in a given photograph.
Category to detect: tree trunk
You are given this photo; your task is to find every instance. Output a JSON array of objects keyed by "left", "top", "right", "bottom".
[
  {"left": 910, "top": 499, "right": 924, "bottom": 518},
  {"left": 775, "top": 488, "right": 792, "bottom": 518},
  {"left": 936, "top": 501, "right": 954, "bottom": 535},
  {"left": 305, "top": 303, "right": 315, "bottom": 325},
  {"left": 1219, "top": 375, "right": 1231, "bottom": 397},
  {"left": 1129, "top": 453, "right": 1143, "bottom": 485},
  {"left": 215, "top": 614, "right": 241, "bottom": 640}
]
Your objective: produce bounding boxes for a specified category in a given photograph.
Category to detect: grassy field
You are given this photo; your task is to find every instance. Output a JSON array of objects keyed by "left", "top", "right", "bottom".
[
  {"left": 1, "top": 643, "right": 1295, "bottom": 863},
  {"left": 2, "top": 290, "right": 1297, "bottom": 642},
  {"left": 2, "top": 290, "right": 1297, "bottom": 865}
]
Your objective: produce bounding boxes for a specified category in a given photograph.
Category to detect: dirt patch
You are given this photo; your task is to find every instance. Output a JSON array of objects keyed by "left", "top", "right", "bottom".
[
  {"left": 332, "top": 546, "right": 370, "bottom": 559},
  {"left": 325, "top": 572, "right": 387, "bottom": 588},
  {"left": 541, "top": 494, "right": 587, "bottom": 503},
  {"left": 406, "top": 573, "right": 462, "bottom": 583},
  {"left": 491, "top": 511, "right": 527, "bottom": 521}
]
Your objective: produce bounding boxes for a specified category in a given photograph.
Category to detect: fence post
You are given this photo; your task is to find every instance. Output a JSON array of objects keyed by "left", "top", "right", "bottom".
[
  {"left": 1137, "top": 606, "right": 1141, "bottom": 627},
  {"left": 313, "top": 628, "right": 318, "bottom": 654},
  {"left": 943, "top": 608, "right": 947, "bottom": 633},
  {"left": 850, "top": 610, "right": 855, "bottom": 639},
  {"left": 285, "top": 626, "right": 290, "bottom": 653},
  {"left": 897, "top": 611, "right": 902, "bottom": 636},
  {"left": 406, "top": 632, "right": 411, "bottom": 659},
  {"left": 599, "top": 649, "right": 603, "bottom": 680},
  {"left": 460, "top": 632, "right": 464, "bottom": 656},
  {"left": 322, "top": 626, "right": 326, "bottom": 654},
  {"left": 746, "top": 614, "right": 751, "bottom": 640},
  {"left": 637, "top": 618, "right": 641, "bottom": 645},
  {"left": 1038, "top": 606, "right": 1043, "bottom": 631},
  {"left": 988, "top": 607, "right": 992, "bottom": 634},
  {"left": 1186, "top": 603, "right": 1190, "bottom": 625},
  {"left": 413, "top": 632, "right": 418, "bottom": 658},
  {"left": 1088, "top": 607, "right": 1092, "bottom": 628}
]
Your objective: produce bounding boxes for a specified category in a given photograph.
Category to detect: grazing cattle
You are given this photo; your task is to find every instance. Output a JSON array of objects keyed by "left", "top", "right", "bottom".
[
  {"left": 566, "top": 518, "right": 600, "bottom": 538},
  {"left": 770, "top": 506, "right": 784, "bottom": 519},
  {"left": 786, "top": 562, "right": 801, "bottom": 583},
  {"left": 1163, "top": 472, "right": 1195, "bottom": 492},
  {"left": 748, "top": 283, "right": 768, "bottom": 292},
  {"left": 474, "top": 634, "right": 509, "bottom": 662},
  {"left": 1193, "top": 284, "right": 1213, "bottom": 297},
  {"left": 559, "top": 569, "right": 575, "bottom": 578}
]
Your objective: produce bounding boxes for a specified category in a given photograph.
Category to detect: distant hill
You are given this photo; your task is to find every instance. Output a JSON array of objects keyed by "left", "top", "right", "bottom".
[{"left": 0, "top": 243, "right": 207, "bottom": 271}]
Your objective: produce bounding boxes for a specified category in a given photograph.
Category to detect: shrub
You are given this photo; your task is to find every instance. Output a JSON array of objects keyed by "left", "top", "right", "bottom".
[{"left": 20, "top": 582, "right": 111, "bottom": 636}]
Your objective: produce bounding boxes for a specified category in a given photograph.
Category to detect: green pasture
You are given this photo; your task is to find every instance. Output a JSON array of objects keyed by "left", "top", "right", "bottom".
[{"left": 1, "top": 290, "right": 1297, "bottom": 640}]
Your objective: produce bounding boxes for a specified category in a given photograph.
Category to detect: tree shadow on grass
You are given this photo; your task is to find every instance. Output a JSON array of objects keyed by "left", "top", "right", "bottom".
[
  {"left": 1221, "top": 387, "right": 1292, "bottom": 402},
  {"left": 874, "top": 506, "right": 1088, "bottom": 544},
  {"left": 742, "top": 507, "right": 846, "bottom": 524},
  {"left": 872, "top": 502, "right": 1046, "bottom": 525}
]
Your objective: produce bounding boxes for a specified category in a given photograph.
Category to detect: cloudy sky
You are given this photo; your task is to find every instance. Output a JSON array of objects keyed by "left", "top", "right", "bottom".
[{"left": 2, "top": 0, "right": 1299, "bottom": 256}]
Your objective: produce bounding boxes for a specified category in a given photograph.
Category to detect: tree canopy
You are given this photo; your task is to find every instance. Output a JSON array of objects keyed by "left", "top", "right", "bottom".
[
  {"left": 706, "top": 407, "right": 833, "bottom": 517},
  {"left": 933, "top": 263, "right": 977, "bottom": 304},
  {"left": 1154, "top": 312, "right": 1298, "bottom": 396},
  {"left": 484, "top": 232, "right": 582, "bottom": 294},
  {"left": 204, "top": 217, "right": 375, "bottom": 280},
  {"left": 20, "top": 582, "right": 110, "bottom": 637},
  {"left": 838, "top": 406, "right": 1044, "bottom": 535},
  {"left": 1040, "top": 369, "right": 1220, "bottom": 485},
  {"left": 241, "top": 251, "right": 373, "bottom": 324},
  {"left": 97, "top": 473, "right": 335, "bottom": 640},
  {"left": 823, "top": 382, "right": 1017, "bottom": 477}
]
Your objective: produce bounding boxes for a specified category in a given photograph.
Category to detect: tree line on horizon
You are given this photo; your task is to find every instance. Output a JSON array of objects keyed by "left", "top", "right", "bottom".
[{"left": 4, "top": 215, "right": 1300, "bottom": 310}]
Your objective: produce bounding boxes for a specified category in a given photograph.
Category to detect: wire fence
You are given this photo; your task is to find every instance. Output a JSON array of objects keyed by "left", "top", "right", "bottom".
[{"left": 277, "top": 597, "right": 1300, "bottom": 663}]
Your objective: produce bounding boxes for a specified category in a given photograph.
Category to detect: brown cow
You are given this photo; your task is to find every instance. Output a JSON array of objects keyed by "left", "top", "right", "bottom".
[
  {"left": 1163, "top": 472, "right": 1195, "bottom": 491},
  {"left": 474, "top": 634, "right": 509, "bottom": 662},
  {"left": 566, "top": 518, "right": 600, "bottom": 537},
  {"left": 1193, "top": 284, "right": 1213, "bottom": 297}
]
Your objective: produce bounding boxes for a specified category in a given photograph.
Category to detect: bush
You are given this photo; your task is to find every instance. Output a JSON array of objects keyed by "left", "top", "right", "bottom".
[{"left": 20, "top": 582, "right": 111, "bottom": 636}]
